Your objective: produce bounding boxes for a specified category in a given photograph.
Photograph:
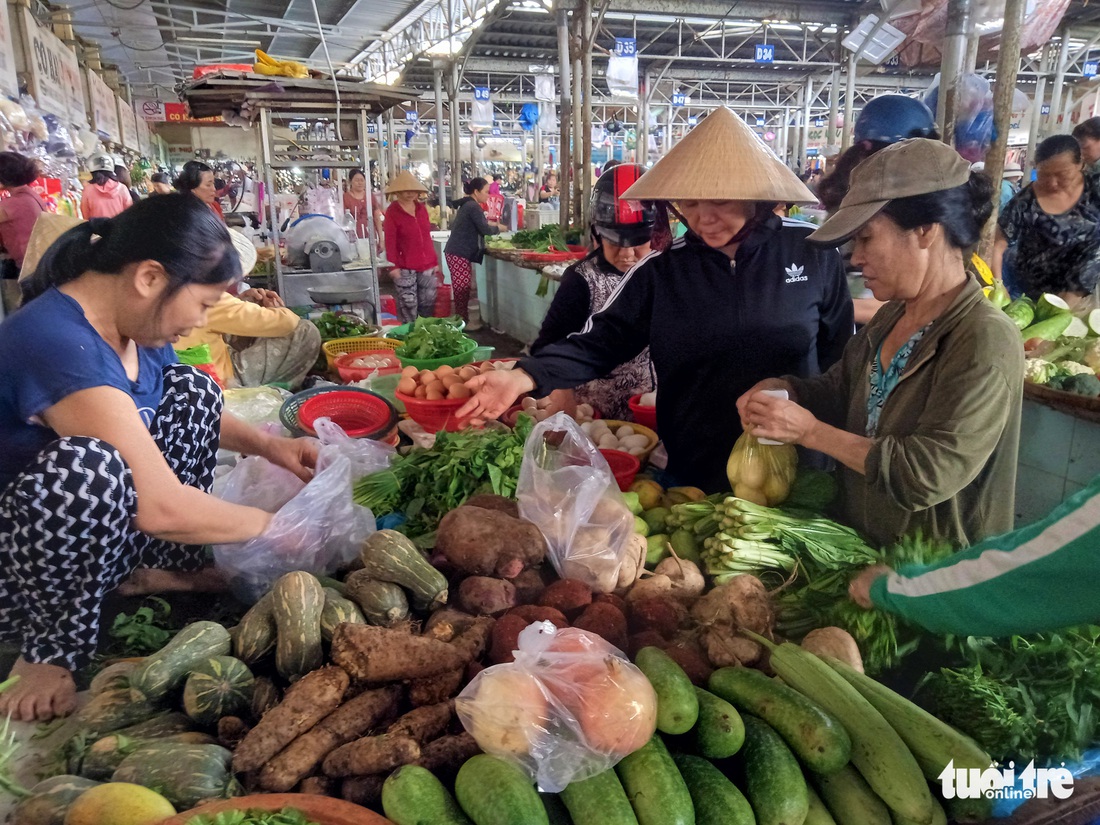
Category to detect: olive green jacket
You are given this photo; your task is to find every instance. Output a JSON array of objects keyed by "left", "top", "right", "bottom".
[{"left": 787, "top": 278, "right": 1023, "bottom": 548}]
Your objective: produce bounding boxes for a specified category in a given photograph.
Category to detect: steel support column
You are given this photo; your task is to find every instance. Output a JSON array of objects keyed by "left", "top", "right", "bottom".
[
  {"left": 1026, "top": 45, "right": 1052, "bottom": 176},
  {"left": 842, "top": 53, "right": 856, "bottom": 150},
  {"left": 1048, "top": 29, "right": 1072, "bottom": 139},
  {"left": 558, "top": 5, "right": 572, "bottom": 229},
  {"left": 434, "top": 66, "right": 448, "bottom": 227},
  {"left": 939, "top": 0, "right": 972, "bottom": 144}
]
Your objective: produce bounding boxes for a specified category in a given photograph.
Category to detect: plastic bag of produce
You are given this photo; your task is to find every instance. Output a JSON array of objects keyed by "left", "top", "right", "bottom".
[
  {"left": 312, "top": 416, "right": 395, "bottom": 479},
  {"left": 516, "top": 413, "right": 637, "bottom": 593},
  {"left": 726, "top": 430, "right": 797, "bottom": 506},
  {"left": 214, "top": 448, "right": 376, "bottom": 602},
  {"left": 456, "top": 622, "right": 657, "bottom": 792}
]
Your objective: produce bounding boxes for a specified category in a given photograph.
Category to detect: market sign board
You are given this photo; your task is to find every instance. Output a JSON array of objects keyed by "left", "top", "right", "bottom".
[
  {"left": 755, "top": 44, "right": 775, "bottom": 63},
  {"left": 135, "top": 114, "right": 151, "bottom": 155},
  {"left": 1085, "top": 61, "right": 1099, "bottom": 78},
  {"left": 17, "top": 8, "right": 83, "bottom": 123},
  {"left": 134, "top": 98, "right": 220, "bottom": 124},
  {"left": 117, "top": 98, "right": 139, "bottom": 150},
  {"left": 137, "top": 98, "right": 166, "bottom": 121},
  {"left": 0, "top": 1, "right": 17, "bottom": 97},
  {"left": 86, "top": 68, "right": 119, "bottom": 142},
  {"left": 672, "top": 92, "right": 687, "bottom": 107}
]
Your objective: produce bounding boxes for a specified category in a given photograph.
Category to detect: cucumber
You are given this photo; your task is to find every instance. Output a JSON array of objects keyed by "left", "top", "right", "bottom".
[
  {"left": 813, "top": 764, "right": 890, "bottom": 825},
  {"left": 634, "top": 647, "right": 699, "bottom": 735},
  {"left": 383, "top": 764, "right": 472, "bottom": 825},
  {"left": 615, "top": 735, "right": 694, "bottom": 825},
  {"left": 740, "top": 715, "right": 809, "bottom": 825},
  {"left": 560, "top": 769, "right": 639, "bottom": 825},
  {"left": 692, "top": 687, "right": 744, "bottom": 759},
  {"left": 892, "top": 796, "right": 946, "bottom": 825},
  {"left": 805, "top": 787, "right": 838, "bottom": 825},
  {"left": 455, "top": 755, "right": 549, "bottom": 825},
  {"left": 709, "top": 666, "right": 850, "bottom": 774},
  {"left": 672, "top": 754, "right": 754, "bottom": 825}
]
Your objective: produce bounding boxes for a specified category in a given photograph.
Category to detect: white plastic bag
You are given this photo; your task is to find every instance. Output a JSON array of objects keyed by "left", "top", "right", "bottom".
[
  {"left": 455, "top": 622, "right": 657, "bottom": 792},
  {"left": 214, "top": 447, "right": 376, "bottom": 602},
  {"left": 211, "top": 454, "right": 304, "bottom": 512},
  {"left": 517, "top": 413, "right": 636, "bottom": 593},
  {"left": 312, "top": 416, "right": 395, "bottom": 479}
]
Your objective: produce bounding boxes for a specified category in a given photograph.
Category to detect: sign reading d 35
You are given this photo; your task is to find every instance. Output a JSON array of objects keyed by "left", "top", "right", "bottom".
[{"left": 615, "top": 38, "right": 637, "bottom": 57}]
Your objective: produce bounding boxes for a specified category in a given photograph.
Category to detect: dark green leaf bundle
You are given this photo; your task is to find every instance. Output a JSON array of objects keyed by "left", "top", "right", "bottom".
[
  {"left": 311, "top": 311, "right": 372, "bottom": 341},
  {"left": 395, "top": 317, "right": 471, "bottom": 360},
  {"left": 186, "top": 807, "right": 320, "bottom": 825}
]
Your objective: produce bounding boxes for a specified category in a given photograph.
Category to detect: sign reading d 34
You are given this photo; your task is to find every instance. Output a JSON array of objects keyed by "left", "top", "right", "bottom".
[{"left": 939, "top": 760, "right": 1073, "bottom": 802}]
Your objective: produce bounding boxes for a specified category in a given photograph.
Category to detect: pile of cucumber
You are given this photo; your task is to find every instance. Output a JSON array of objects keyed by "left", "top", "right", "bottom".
[{"left": 381, "top": 642, "right": 994, "bottom": 825}]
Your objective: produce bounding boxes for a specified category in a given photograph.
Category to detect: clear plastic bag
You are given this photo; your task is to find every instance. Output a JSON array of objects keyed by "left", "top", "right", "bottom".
[
  {"left": 516, "top": 413, "right": 637, "bottom": 593},
  {"left": 726, "top": 430, "right": 797, "bottom": 506},
  {"left": 312, "top": 416, "right": 395, "bottom": 479},
  {"left": 213, "top": 449, "right": 376, "bottom": 602},
  {"left": 212, "top": 454, "right": 305, "bottom": 512},
  {"left": 455, "top": 622, "right": 657, "bottom": 792}
]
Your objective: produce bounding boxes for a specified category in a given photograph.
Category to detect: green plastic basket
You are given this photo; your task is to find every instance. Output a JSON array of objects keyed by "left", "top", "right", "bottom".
[
  {"left": 385, "top": 317, "right": 466, "bottom": 341},
  {"left": 395, "top": 336, "right": 478, "bottom": 370}
]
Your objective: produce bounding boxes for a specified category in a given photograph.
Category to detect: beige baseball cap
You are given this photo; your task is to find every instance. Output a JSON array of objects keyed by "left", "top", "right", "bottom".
[{"left": 809, "top": 138, "right": 972, "bottom": 244}]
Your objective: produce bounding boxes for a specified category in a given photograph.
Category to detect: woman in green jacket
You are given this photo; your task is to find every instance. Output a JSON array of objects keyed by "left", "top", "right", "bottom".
[{"left": 737, "top": 139, "right": 1024, "bottom": 547}]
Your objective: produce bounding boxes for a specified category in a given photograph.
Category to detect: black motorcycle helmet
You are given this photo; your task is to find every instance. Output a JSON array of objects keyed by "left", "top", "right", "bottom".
[{"left": 590, "top": 163, "right": 656, "bottom": 247}]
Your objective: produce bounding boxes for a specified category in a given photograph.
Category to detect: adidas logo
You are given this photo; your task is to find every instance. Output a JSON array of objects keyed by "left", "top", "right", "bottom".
[{"left": 785, "top": 264, "right": 807, "bottom": 283}]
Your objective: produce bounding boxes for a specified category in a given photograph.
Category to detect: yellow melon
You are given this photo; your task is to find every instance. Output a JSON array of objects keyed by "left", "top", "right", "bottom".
[{"left": 64, "top": 782, "right": 176, "bottom": 825}]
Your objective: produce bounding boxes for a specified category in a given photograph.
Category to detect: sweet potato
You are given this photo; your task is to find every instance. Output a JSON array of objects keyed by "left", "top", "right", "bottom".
[
  {"left": 489, "top": 613, "right": 529, "bottom": 664},
  {"left": 629, "top": 596, "right": 689, "bottom": 638},
  {"left": 450, "top": 616, "right": 495, "bottom": 663},
  {"left": 299, "top": 776, "right": 336, "bottom": 796},
  {"left": 387, "top": 702, "right": 453, "bottom": 744},
  {"left": 233, "top": 666, "right": 349, "bottom": 773},
  {"left": 510, "top": 568, "right": 547, "bottom": 605},
  {"left": 341, "top": 775, "right": 385, "bottom": 807},
  {"left": 464, "top": 494, "right": 520, "bottom": 517},
  {"left": 436, "top": 506, "right": 547, "bottom": 579},
  {"left": 257, "top": 685, "right": 402, "bottom": 792},
  {"left": 408, "top": 668, "right": 465, "bottom": 707},
  {"left": 572, "top": 602, "right": 628, "bottom": 652},
  {"left": 216, "top": 716, "right": 250, "bottom": 750},
  {"left": 457, "top": 577, "right": 517, "bottom": 616},
  {"left": 414, "top": 732, "right": 482, "bottom": 777},
  {"left": 538, "top": 578, "right": 593, "bottom": 619},
  {"left": 506, "top": 605, "right": 569, "bottom": 629},
  {"left": 331, "top": 624, "right": 467, "bottom": 683},
  {"left": 322, "top": 734, "right": 421, "bottom": 778},
  {"left": 424, "top": 608, "right": 477, "bottom": 640}
]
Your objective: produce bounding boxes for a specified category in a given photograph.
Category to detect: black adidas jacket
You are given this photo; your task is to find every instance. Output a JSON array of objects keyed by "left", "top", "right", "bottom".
[{"left": 519, "top": 214, "right": 854, "bottom": 491}]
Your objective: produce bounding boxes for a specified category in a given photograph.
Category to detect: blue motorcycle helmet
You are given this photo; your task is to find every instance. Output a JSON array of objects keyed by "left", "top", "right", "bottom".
[{"left": 853, "top": 95, "right": 937, "bottom": 144}]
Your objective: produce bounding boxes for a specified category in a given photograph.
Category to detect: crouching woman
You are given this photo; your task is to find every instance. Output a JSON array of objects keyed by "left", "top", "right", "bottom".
[{"left": 0, "top": 195, "right": 317, "bottom": 720}]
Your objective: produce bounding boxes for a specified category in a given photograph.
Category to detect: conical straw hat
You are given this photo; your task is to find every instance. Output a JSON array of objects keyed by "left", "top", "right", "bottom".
[
  {"left": 622, "top": 107, "right": 815, "bottom": 203},
  {"left": 385, "top": 170, "right": 428, "bottom": 195}
]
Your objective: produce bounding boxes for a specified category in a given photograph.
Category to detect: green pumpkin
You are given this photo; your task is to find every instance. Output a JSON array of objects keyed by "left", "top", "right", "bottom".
[{"left": 182, "top": 656, "right": 255, "bottom": 725}]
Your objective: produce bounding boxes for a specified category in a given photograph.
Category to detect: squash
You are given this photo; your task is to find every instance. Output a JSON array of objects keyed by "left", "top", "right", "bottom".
[
  {"left": 110, "top": 711, "right": 194, "bottom": 741},
  {"left": 111, "top": 742, "right": 241, "bottom": 810},
  {"left": 82, "top": 731, "right": 216, "bottom": 781},
  {"left": 74, "top": 685, "right": 161, "bottom": 738},
  {"left": 272, "top": 571, "right": 324, "bottom": 681},
  {"left": 182, "top": 656, "right": 255, "bottom": 725},
  {"left": 233, "top": 592, "right": 277, "bottom": 664},
  {"left": 11, "top": 775, "right": 101, "bottom": 825},
  {"left": 87, "top": 661, "right": 141, "bottom": 697},
  {"left": 318, "top": 575, "right": 349, "bottom": 595},
  {"left": 129, "top": 621, "right": 232, "bottom": 702},
  {"left": 343, "top": 572, "right": 410, "bottom": 627},
  {"left": 360, "top": 529, "right": 449, "bottom": 611},
  {"left": 251, "top": 676, "right": 281, "bottom": 720},
  {"left": 321, "top": 586, "right": 368, "bottom": 640}
]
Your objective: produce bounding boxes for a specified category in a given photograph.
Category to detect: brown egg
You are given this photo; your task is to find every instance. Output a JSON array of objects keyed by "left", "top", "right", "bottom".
[
  {"left": 414, "top": 384, "right": 428, "bottom": 399},
  {"left": 426, "top": 386, "right": 445, "bottom": 401},
  {"left": 458, "top": 366, "right": 478, "bottom": 382},
  {"left": 441, "top": 374, "right": 463, "bottom": 389},
  {"left": 419, "top": 369, "right": 435, "bottom": 384},
  {"left": 436, "top": 364, "right": 454, "bottom": 376},
  {"left": 402, "top": 365, "right": 419, "bottom": 379},
  {"left": 397, "top": 376, "right": 417, "bottom": 395},
  {"left": 448, "top": 382, "right": 472, "bottom": 399},
  {"left": 424, "top": 380, "right": 445, "bottom": 397},
  {"left": 480, "top": 361, "right": 494, "bottom": 373}
]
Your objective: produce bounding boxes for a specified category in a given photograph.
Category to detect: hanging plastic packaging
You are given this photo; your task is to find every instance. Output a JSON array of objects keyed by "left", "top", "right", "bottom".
[
  {"left": 456, "top": 622, "right": 657, "bottom": 792},
  {"left": 516, "top": 413, "right": 637, "bottom": 593}
]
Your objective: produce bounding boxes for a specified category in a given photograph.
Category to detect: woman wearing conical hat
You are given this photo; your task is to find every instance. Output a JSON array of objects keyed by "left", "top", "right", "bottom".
[
  {"left": 459, "top": 108, "right": 854, "bottom": 491},
  {"left": 384, "top": 170, "right": 439, "bottom": 324}
]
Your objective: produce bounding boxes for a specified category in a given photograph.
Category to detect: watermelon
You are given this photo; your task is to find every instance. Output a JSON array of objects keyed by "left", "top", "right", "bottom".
[{"left": 182, "top": 656, "right": 255, "bottom": 725}]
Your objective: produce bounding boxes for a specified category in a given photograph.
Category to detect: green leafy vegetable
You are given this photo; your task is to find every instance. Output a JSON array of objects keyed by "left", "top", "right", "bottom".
[
  {"left": 311, "top": 311, "right": 373, "bottom": 341},
  {"left": 0, "top": 677, "right": 30, "bottom": 800},
  {"left": 353, "top": 415, "right": 534, "bottom": 536},
  {"left": 186, "top": 807, "right": 320, "bottom": 825},
  {"left": 108, "top": 597, "right": 173, "bottom": 656},
  {"left": 395, "top": 317, "right": 472, "bottom": 360},
  {"left": 509, "top": 224, "right": 571, "bottom": 252}
]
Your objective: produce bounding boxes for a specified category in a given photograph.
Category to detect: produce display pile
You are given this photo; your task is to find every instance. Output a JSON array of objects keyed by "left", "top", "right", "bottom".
[
  {"left": 6, "top": 406, "right": 1096, "bottom": 825},
  {"left": 310, "top": 312, "right": 375, "bottom": 342},
  {"left": 990, "top": 286, "right": 1100, "bottom": 397},
  {"left": 393, "top": 318, "right": 473, "bottom": 361},
  {"left": 485, "top": 225, "right": 576, "bottom": 253}
]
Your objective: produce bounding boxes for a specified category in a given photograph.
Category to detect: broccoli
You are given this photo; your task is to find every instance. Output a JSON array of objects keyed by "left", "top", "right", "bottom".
[
  {"left": 1055, "top": 360, "right": 1095, "bottom": 377},
  {"left": 1049, "top": 372, "right": 1100, "bottom": 397},
  {"left": 1024, "top": 358, "right": 1057, "bottom": 385}
]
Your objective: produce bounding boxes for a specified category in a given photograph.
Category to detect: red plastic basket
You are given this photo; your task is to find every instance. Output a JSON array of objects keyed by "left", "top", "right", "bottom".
[
  {"left": 297, "top": 390, "right": 399, "bottom": 439},
  {"left": 523, "top": 249, "right": 587, "bottom": 263},
  {"left": 628, "top": 394, "right": 658, "bottom": 431},
  {"left": 600, "top": 448, "right": 641, "bottom": 492},
  {"left": 334, "top": 350, "right": 402, "bottom": 383},
  {"left": 396, "top": 392, "right": 471, "bottom": 433}
]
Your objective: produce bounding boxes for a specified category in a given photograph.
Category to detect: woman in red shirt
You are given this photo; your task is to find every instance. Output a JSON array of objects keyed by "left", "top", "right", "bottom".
[
  {"left": 384, "top": 171, "right": 438, "bottom": 323},
  {"left": 0, "top": 153, "right": 46, "bottom": 299}
]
